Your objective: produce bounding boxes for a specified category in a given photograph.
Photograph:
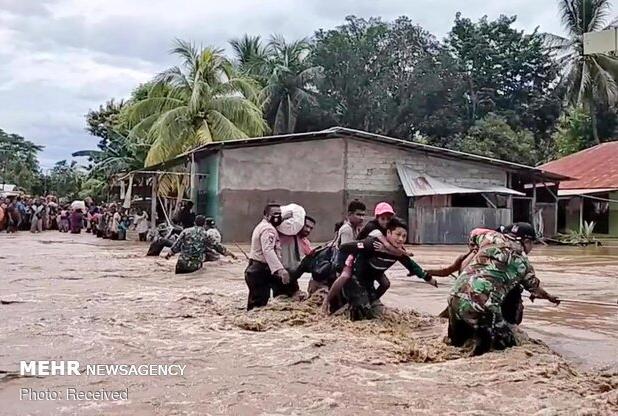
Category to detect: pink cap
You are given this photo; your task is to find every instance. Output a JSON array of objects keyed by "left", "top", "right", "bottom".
[{"left": 374, "top": 202, "right": 395, "bottom": 216}]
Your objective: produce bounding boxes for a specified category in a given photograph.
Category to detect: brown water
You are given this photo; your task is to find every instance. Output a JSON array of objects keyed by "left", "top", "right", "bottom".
[
  {"left": 0, "top": 233, "right": 616, "bottom": 415},
  {"left": 383, "top": 245, "right": 618, "bottom": 372}
]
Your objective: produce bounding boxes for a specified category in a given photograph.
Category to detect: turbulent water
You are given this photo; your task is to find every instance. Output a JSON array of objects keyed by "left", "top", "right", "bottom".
[{"left": 0, "top": 233, "right": 616, "bottom": 415}]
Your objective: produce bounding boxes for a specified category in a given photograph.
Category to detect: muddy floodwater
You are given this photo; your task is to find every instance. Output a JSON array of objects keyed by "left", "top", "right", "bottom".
[{"left": 0, "top": 232, "right": 616, "bottom": 415}]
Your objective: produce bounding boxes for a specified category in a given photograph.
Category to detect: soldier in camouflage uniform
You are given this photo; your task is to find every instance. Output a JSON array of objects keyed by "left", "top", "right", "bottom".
[
  {"left": 166, "top": 215, "right": 236, "bottom": 274},
  {"left": 447, "top": 223, "right": 560, "bottom": 355}
]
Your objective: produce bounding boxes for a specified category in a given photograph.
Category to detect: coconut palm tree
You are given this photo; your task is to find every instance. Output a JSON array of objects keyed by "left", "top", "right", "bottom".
[
  {"left": 231, "top": 35, "right": 323, "bottom": 134},
  {"left": 126, "top": 39, "right": 267, "bottom": 166},
  {"left": 230, "top": 34, "right": 269, "bottom": 78},
  {"left": 547, "top": 0, "right": 618, "bottom": 142},
  {"left": 260, "top": 36, "right": 323, "bottom": 134}
]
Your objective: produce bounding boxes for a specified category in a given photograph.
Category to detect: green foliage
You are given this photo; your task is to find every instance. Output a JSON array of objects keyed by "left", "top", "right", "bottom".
[
  {"left": 0, "top": 128, "right": 43, "bottom": 192},
  {"left": 310, "top": 16, "right": 450, "bottom": 137},
  {"left": 124, "top": 40, "right": 267, "bottom": 166},
  {"left": 79, "top": 3, "right": 618, "bottom": 175},
  {"left": 77, "top": 98, "right": 146, "bottom": 202},
  {"left": 42, "top": 160, "right": 86, "bottom": 200},
  {"left": 553, "top": 107, "right": 596, "bottom": 156},
  {"left": 447, "top": 13, "right": 562, "bottom": 157},
  {"left": 231, "top": 35, "right": 323, "bottom": 134},
  {"left": 547, "top": 0, "right": 618, "bottom": 142},
  {"left": 457, "top": 114, "right": 537, "bottom": 165},
  {"left": 560, "top": 221, "right": 600, "bottom": 245},
  {"left": 78, "top": 178, "right": 107, "bottom": 201},
  {"left": 304, "top": 14, "right": 562, "bottom": 162}
]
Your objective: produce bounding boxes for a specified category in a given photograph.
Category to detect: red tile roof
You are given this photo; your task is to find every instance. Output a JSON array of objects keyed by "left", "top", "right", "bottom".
[{"left": 540, "top": 141, "right": 618, "bottom": 190}]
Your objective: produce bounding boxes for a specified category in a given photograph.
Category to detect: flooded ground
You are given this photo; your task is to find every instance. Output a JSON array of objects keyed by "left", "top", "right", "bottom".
[{"left": 0, "top": 232, "right": 616, "bottom": 415}]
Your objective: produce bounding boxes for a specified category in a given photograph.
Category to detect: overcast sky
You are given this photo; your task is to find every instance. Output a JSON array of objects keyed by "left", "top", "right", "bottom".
[{"left": 0, "top": 0, "right": 572, "bottom": 169}]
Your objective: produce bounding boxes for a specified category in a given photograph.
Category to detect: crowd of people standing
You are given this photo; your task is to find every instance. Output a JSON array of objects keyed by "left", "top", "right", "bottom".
[{"left": 0, "top": 195, "right": 150, "bottom": 240}]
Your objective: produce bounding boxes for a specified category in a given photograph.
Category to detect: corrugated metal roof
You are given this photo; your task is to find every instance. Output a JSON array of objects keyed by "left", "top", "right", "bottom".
[
  {"left": 396, "top": 163, "right": 525, "bottom": 197},
  {"left": 558, "top": 188, "right": 618, "bottom": 196},
  {"left": 541, "top": 141, "right": 618, "bottom": 190},
  {"left": 139, "top": 127, "right": 571, "bottom": 182}
]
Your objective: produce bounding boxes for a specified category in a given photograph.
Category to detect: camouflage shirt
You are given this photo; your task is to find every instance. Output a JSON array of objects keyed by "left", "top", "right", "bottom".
[
  {"left": 450, "top": 231, "right": 540, "bottom": 310},
  {"left": 170, "top": 226, "right": 230, "bottom": 269}
]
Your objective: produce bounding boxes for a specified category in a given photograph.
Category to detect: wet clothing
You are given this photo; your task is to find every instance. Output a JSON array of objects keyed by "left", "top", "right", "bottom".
[
  {"left": 58, "top": 210, "right": 69, "bottom": 232},
  {"left": 0, "top": 204, "right": 5, "bottom": 231},
  {"left": 296, "top": 244, "right": 338, "bottom": 294},
  {"left": 170, "top": 226, "right": 230, "bottom": 274},
  {"left": 333, "top": 237, "right": 429, "bottom": 320},
  {"left": 30, "top": 204, "right": 43, "bottom": 233},
  {"left": 70, "top": 211, "right": 83, "bottom": 233},
  {"left": 177, "top": 209, "right": 196, "bottom": 229},
  {"left": 447, "top": 231, "right": 541, "bottom": 355},
  {"left": 206, "top": 227, "right": 221, "bottom": 244},
  {"left": 246, "top": 219, "right": 296, "bottom": 310},
  {"left": 245, "top": 260, "right": 300, "bottom": 309},
  {"left": 335, "top": 221, "right": 357, "bottom": 247},
  {"left": 280, "top": 234, "right": 313, "bottom": 270},
  {"left": 134, "top": 212, "right": 149, "bottom": 234},
  {"left": 6, "top": 203, "right": 20, "bottom": 233},
  {"left": 109, "top": 212, "right": 121, "bottom": 233},
  {"left": 248, "top": 220, "right": 284, "bottom": 274},
  {"left": 467, "top": 228, "right": 525, "bottom": 326},
  {"left": 356, "top": 219, "right": 385, "bottom": 240},
  {"left": 147, "top": 238, "right": 174, "bottom": 256}
]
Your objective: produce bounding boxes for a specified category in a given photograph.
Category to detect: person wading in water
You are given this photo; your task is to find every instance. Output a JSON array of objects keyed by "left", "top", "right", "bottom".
[
  {"left": 446, "top": 222, "right": 560, "bottom": 355},
  {"left": 165, "top": 215, "right": 236, "bottom": 274},
  {"left": 245, "top": 203, "right": 306, "bottom": 310}
]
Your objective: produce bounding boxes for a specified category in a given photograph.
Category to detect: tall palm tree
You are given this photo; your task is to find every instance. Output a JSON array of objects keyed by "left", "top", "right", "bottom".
[
  {"left": 230, "top": 34, "right": 269, "bottom": 77},
  {"left": 548, "top": 0, "right": 618, "bottom": 142},
  {"left": 231, "top": 35, "right": 323, "bottom": 135},
  {"left": 261, "top": 36, "right": 323, "bottom": 134},
  {"left": 126, "top": 40, "right": 267, "bottom": 166}
]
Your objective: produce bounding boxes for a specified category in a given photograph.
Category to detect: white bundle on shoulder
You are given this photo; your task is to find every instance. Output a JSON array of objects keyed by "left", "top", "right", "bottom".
[{"left": 277, "top": 203, "right": 306, "bottom": 236}]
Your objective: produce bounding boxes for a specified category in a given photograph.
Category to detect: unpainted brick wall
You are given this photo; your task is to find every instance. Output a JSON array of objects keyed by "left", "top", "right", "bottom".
[{"left": 345, "top": 138, "right": 507, "bottom": 193}]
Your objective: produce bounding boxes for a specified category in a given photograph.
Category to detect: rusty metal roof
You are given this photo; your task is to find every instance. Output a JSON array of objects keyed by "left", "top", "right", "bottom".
[
  {"left": 540, "top": 141, "right": 618, "bottom": 190},
  {"left": 396, "top": 163, "right": 525, "bottom": 197}
]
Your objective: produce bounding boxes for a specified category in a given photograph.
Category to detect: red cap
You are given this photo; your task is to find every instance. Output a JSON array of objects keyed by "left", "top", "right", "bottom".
[{"left": 374, "top": 202, "right": 395, "bottom": 216}]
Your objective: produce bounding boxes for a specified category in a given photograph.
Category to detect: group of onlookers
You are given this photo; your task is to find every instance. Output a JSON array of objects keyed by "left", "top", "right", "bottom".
[
  {"left": 0, "top": 195, "right": 151, "bottom": 240},
  {"left": 0, "top": 195, "right": 75, "bottom": 233},
  {"left": 90, "top": 204, "right": 149, "bottom": 241}
]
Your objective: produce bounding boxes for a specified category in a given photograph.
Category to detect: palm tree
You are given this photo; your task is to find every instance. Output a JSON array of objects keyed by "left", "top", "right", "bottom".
[
  {"left": 126, "top": 39, "right": 267, "bottom": 166},
  {"left": 261, "top": 36, "right": 323, "bottom": 135},
  {"left": 231, "top": 35, "right": 323, "bottom": 135},
  {"left": 548, "top": 0, "right": 618, "bottom": 142},
  {"left": 230, "top": 34, "right": 269, "bottom": 77}
]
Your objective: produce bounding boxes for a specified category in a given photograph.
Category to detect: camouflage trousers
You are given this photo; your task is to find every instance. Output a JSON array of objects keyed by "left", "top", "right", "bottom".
[
  {"left": 447, "top": 295, "right": 518, "bottom": 355},
  {"left": 175, "top": 257, "right": 202, "bottom": 274}
]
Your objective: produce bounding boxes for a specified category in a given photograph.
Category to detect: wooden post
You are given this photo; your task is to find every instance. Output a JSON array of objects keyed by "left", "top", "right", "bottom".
[
  {"left": 553, "top": 188, "right": 559, "bottom": 236},
  {"left": 151, "top": 174, "right": 158, "bottom": 229},
  {"left": 190, "top": 154, "right": 197, "bottom": 208},
  {"left": 579, "top": 196, "right": 584, "bottom": 232},
  {"left": 531, "top": 179, "right": 537, "bottom": 230}
]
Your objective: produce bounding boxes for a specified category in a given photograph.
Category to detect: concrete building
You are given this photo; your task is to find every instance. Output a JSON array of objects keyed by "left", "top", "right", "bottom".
[
  {"left": 541, "top": 142, "right": 618, "bottom": 238},
  {"left": 139, "top": 127, "right": 567, "bottom": 243}
]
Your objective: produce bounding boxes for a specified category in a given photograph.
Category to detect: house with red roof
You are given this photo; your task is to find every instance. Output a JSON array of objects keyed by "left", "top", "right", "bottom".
[{"left": 541, "top": 142, "right": 618, "bottom": 236}]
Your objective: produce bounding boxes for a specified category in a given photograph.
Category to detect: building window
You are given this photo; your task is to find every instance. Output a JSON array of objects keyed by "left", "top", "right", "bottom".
[{"left": 451, "top": 193, "right": 488, "bottom": 208}]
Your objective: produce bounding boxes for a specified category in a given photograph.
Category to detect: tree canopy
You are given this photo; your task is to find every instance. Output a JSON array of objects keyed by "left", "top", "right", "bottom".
[
  {"left": 76, "top": 4, "right": 618, "bottom": 195},
  {"left": 0, "top": 128, "right": 43, "bottom": 192}
]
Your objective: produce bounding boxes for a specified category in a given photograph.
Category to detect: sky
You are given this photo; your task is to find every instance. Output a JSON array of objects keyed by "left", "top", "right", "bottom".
[{"left": 0, "top": 0, "right": 570, "bottom": 169}]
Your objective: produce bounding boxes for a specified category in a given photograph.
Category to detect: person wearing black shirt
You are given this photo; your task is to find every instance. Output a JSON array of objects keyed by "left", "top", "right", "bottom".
[
  {"left": 326, "top": 217, "right": 437, "bottom": 320},
  {"left": 176, "top": 201, "right": 196, "bottom": 229}
]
